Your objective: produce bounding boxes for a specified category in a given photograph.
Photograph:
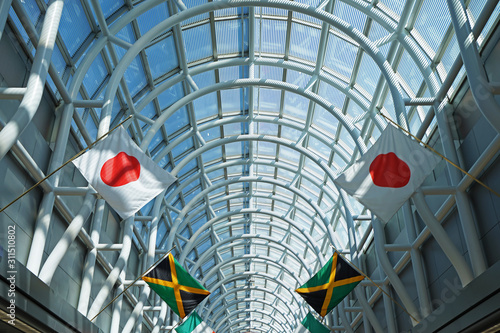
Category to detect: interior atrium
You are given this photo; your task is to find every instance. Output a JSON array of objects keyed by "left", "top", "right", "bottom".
[{"left": 1, "top": 0, "right": 500, "bottom": 332}]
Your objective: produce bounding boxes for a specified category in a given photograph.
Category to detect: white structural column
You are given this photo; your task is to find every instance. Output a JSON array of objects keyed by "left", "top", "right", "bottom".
[
  {"left": 87, "top": 217, "right": 135, "bottom": 319},
  {"left": 372, "top": 216, "right": 422, "bottom": 325},
  {"left": 403, "top": 203, "right": 432, "bottom": 317},
  {"left": 78, "top": 199, "right": 106, "bottom": 314},
  {"left": 435, "top": 102, "right": 487, "bottom": 278},
  {"left": 342, "top": 196, "right": 385, "bottom": 333},
  {"left": 412, "top": 190, "right": 474, "bottom": 286},
  {"left": 38, "top": 190, "right": 96, "bottom": 285},
  {"left": 446, "top": 0, "right": 500, "bottom": 134},
  {"left": 0, "top": 0, "right": 64, "bottom": 161},
  {"left": 121, "top": 191, "right": 165, "bottom": 332}
]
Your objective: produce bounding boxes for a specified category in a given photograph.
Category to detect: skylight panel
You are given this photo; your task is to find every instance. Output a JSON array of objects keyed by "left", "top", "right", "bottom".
[
  {"left": 83, "top": 53, "right": 108, "bottom": 97},
  {"left": 440, "top": 33, "right": 460, "bottom": 74},
  {"left": 59, "top": 0, "right": 92, "bottom": 57},
  {"left": 414, "top": 0, "right": 452, "bottom": 52},
  {"left": 193, "top": 72, "right": 218, "bottom": 120},
  {"left": 225, "top": 141, "right": 243, "bottom": 157},
  {"left": 257, "top": 122, "right": 278, "bottom": 135},
  {"left": 333, "top": 1, "right": 367, "bottom": 33},
  {"left": 182, "top": 0, "right": 210, "bottom": 26},
  {"left": 202, "top": 146, "right": 224, "bottom": 163},
  {"left": 292, "top": 0, "right": 322, "bottom": 25},
  {"left": 255, "top": 19, "right": 287, "bottom": 55},
  {"left": 257, "top": 141, "right": 277, "bottom": 157},
  {"left": 183, "top": 24, "right": 213, "bottom": 63},
  {"left": 308, "top": 135, "right": 332, "bottom": 161},
  {"left": 255, "top": 88, "right": 281, "bottom": 114},
  {"left": 324, "top": 34, "right": 358, "bottom": 79},
  {"left": 157, "top": 82, "right": 184, "bottom": 109},
  {"left": 312, "top": 105, "right": 339, "bottom": 134},
  {"left": 200, "top": 126, "right": 221, "bottom": 142},
  {"left": 51, "top": 44, "right": 67, "bottom": 78},
  {"left": 123, "top": 55, "right": 148, "bottom": 96},
  {"left": 165, "top": 106, "right": 189, "bottom": 134},
  {"left": 215, "top": 19, "right": 248, "bottom": 55},
  {"left": 367, "top": 21, "right": 391, "bottom": 57},
  {"left": 356, "top": 52, "right": 380, "bottom": 97},
  {"left": 98, "top": 0, "right": 124, "bottom": 18},
  {"left": 281, "top": 126, "right": 302, "bottom": 142},
  {"left": 278, "top": 146, "right": 300, "bottom": 164},
  {"left": 171, "top": 136, "right": 194, "bottom": 158},
  {"left": 136, "top": 3, "right": 170, "bottom": 35},
  {"left": 378, "top": 0, "right": 405, "bottom": 18},
  {"left": 224, "top": 122, "right": 244, "bottom": 136},
  {"left": 145, "top": 36, "right": 178, "bottom": 79},
  {"left": 283, "top": 92, "right": 309, "bottom": 121},
  {"left": 289, "top": 23, "right": 321, "bottom": 63},
  {"left": 257, "top": 65, "right": 284, "bottom": 81},
  {"left": 397, "top": 50, "right": 425, "bottom": 94},
  {"left": 221, "top": 89, "right": 246, "bottom": 113}
]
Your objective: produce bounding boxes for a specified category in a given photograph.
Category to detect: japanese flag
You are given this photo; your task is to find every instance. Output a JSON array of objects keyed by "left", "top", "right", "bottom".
[
  {"left": 334, "top": 124, "right": 441, "bottom": 222},
  {"left": 73, "top": 126, "right": 176, "bottom": 219}
]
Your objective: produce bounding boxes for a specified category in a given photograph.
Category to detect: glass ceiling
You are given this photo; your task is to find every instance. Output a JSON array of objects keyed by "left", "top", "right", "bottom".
[{"left": 5, "top": 0, "right": 500, "bottom": 331}]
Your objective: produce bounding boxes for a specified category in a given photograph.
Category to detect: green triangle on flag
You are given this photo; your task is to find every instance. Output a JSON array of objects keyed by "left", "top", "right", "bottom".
[
  {"left": 176, "top": 311, "right": 215, "bottom": 333},
  {"left": 295, "top": 312, "right": 329, "bottom": 333},
  {"left": 295, "top": 252, "right": 364, "bottom": 317},
  {"left": 142, "top": 253, "right": 210, "bottom": 319}
]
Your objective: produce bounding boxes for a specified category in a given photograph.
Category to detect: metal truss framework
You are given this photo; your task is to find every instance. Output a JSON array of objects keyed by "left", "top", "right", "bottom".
[{"left": 1, "top": 0, "right": 500, "bottom": 332}]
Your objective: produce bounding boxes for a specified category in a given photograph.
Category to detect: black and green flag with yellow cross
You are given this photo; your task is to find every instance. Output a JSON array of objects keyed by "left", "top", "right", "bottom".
[
  {"left": 142, "top": 253, "right": 210, "bottom": 319},
  {"left": 295, "top": 252, "right": 364, "bottom": 317}
]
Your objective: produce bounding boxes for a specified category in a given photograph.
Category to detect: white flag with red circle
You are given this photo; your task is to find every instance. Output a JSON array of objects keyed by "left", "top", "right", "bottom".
[
  {"left": 73, "top": 126, "right": 176, "bottom": 219},
  {"left": 334, "top": 124, "right": 441, "bottom": 222}
]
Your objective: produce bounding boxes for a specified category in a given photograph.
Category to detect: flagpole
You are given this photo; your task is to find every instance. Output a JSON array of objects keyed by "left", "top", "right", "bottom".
[
  {"left": 0, "top": 115, "right": 134, "bottom": 214},
  {"left": 329, "top": 245, "right": 420, "bottom": 324},
  {"left": 377, "top": 111, "right": 500, "bottom": 198},
  {"left": 165, "top": 318, "right": 183, "bottom": 333},
  {"left": 90, "top": 245, "right": 176, "bottom": 322}
]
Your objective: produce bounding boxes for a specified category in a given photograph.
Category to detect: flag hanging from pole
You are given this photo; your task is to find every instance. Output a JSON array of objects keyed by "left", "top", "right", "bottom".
[
  {"left": 72, "top": 126, "right": 176, "bottom": 219},
  {"left": 142, "top": 253, "right": 210, "bottom": 319},
  {"left": 334, "top": 124, "right": 441, "bottom": 222},
  {"left": 294, "top": 312, "right": 329, "bottom": 333},
  {"left": 295, "top": 252, "right": 364, "bottom": 317},
  {"left": 176, "top": 311, "right": 215, "bottom": 333}
]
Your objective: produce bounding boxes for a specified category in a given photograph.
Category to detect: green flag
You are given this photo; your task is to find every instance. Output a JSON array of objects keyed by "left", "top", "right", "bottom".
[
  {"left": 176, "top": 311, "right": 215, "bottom": 333},
  {"left": 295, "top": 312, "right": 329, "bottom": 333},
  {"left": 142, "top": 253, "right": 210, "bottom": 318},
  {"left": 295, "top": 252, "right": 364, "bottom": 317}
]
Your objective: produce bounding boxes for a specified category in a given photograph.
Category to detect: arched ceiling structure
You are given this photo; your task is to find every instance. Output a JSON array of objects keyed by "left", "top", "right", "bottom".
[{"left": 3, "top": 0, "right": 500, "bottom": 332}]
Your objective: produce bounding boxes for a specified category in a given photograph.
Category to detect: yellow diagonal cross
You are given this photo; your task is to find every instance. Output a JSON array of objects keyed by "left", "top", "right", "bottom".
[
  {"left": 295, "top": 253, "right": 364, "bottom": 317},
  {"left": 142, "top": 254, "right": 209, "bottom": 318}
]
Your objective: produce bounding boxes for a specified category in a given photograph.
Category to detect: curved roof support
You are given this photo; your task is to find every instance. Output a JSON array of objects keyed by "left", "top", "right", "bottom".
[
  {"left": 197, "top": 271, "right": 307, "bottom": 319},
  {"left": 99, "top": 0, "right": 406, "bottom": 141},
  {"left": 213, "top": 307, "right": 292, "bottom": 333},
  {"left": 154, "top": 114, "right": 353, "bottom": 165},
  {"left": 164, "top": 157, "right": 341, "bottom": 211},
  {"left": 200, "top": 255, "right": 306, "bottom": 286},
  {"left": 133, "top": 57, "right": 386, "bottom": 132},
  {"left": 0, "top": 0, "right": 64, "bottom": 161},
  {"left": 179, "top": 208, "right": 325, "bottom": 267},
  {"left": 189, "top": 235, "right": 315, "bottom": 278},
  {"left": 207, "top": 289, "right": 302, "bottom": 328},
  {"left": 142, "top": 78, "right": 367, "bottom": 153}
]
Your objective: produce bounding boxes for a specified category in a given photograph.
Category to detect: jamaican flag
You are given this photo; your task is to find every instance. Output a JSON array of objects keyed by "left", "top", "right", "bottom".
[
  {"left": 295, "top": 252, "right": 364, "bottom": 317},
  {"left": 142, "top": 253, "right": 210, "bottom": 318}
]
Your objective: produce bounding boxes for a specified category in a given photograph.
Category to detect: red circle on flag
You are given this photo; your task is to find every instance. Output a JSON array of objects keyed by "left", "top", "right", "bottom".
[
  {"left": 100, "top": 152, "right": 141, "bottom": 187},
  {"left": 369, "top": 152, "right": 411, "bottom": 188}
]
